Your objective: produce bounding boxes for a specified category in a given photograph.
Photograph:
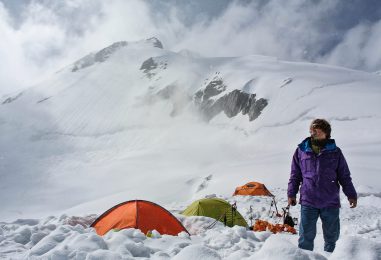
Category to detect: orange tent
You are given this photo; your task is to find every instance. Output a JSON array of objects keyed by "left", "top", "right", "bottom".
[
  {"left": 90, "top": 200, "right": 189, "bottom": 236},
  {"left": 233, "top": 182, "right": 274, "bottom": 196}
]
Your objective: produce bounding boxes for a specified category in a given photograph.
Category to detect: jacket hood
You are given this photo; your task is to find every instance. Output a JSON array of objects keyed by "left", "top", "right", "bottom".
[{"left": 298, "top": 137, "right": 337, "bottom": 153}]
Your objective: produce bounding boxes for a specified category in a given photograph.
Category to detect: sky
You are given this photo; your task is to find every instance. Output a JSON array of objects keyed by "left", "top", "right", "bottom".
[{"left": 1, "top": 0, "right": 381, "bottom": 94}]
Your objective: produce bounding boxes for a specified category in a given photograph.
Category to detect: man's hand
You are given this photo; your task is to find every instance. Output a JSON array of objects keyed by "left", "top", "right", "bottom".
[
  {"left": 349, "top": 198, "right": 357, "bottom": 208},
  {"left": 288, "top": 197, "right": 297, "bottom": 206}
]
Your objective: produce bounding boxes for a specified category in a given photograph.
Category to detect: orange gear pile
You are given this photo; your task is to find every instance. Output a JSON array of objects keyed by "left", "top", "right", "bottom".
[{"left": 253, "top": 219, "right": 296, "bottom": 234}]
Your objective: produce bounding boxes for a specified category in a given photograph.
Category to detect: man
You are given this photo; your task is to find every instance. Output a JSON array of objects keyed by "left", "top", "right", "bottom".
[{"left": 287, "top": 119, "right": 357, "bottom": 252}]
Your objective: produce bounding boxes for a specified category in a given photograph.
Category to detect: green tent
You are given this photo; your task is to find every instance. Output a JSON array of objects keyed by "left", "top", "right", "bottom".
[{"left": 182, "top": 198, "right": 248, "bottom": 228}]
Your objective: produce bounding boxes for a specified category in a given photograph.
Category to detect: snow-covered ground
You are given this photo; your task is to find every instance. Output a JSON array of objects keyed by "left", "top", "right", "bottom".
[
  {"left": 1, "top": 190, "right": 380, "bottom": 259},
  {"left": 0, "top": 39, "right": 380, "bottom": 259}
]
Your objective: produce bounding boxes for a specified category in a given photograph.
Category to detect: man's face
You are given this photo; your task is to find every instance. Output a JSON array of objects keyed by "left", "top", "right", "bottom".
[{"left": 310, "top": 127, "right": 327, "bottom": 140}]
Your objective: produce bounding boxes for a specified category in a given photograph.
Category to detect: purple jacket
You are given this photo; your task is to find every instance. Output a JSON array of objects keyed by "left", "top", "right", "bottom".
[{"left": 288, "top": 137, "right": 357, "bottom": 208}]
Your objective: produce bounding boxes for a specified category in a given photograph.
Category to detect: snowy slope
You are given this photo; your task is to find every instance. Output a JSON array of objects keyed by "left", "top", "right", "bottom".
[{"left": 0, "top": 38, "right": 381, "bottom": 259}]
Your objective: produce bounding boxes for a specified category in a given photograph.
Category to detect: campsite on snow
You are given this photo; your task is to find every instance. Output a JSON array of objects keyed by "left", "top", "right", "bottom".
[
  {"left": 0, "top": 37, "right": 380, "bottom": 259},
  {"left": 1, "top": 1, "right": 381, "bottom": 259}
]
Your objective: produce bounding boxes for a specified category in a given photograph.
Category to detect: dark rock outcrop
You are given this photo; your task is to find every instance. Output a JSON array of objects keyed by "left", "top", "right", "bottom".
[
  {"left": 140, "top": 58, "right": 158, "bottom": 79},
  {"left": 36, "top": 97, "right": 51, "bottom": 104},
  {"left": 140, "top": 57, "right": 168, "bottom": 79},
  {"left": 146, "top": 37, "right": 163, "bottom": 49},
  {"left": 72, "top": 41, "right": 128, "bottom": 72},
  {"left": 2, "top": 92, "right": 23, "bottom": 105},
  {"left": 71, "top": 38, "right": 163, "bottom": 72},
  {"left": 194, "top": 79, "right": 268, "bottom": 121},
  {"left": 93, "top": 41, "right": 128, "bottom": 63}
]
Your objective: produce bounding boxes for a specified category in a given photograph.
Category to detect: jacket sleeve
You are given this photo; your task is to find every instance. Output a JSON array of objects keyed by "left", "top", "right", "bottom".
[
  {"left": 337, "top": 149, "right": 357, "bottom": 199},
  {"left": 287, "top": 148, "right": 302, "bottom": 198}
]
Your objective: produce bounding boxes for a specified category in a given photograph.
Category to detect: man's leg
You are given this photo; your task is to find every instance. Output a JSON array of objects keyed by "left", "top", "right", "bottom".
[
  {"left": 320, "top": 207, "right": 340, "bottom": 252},
  {"left": 298, "top": 205, "right": 319, "bottom": 251}
]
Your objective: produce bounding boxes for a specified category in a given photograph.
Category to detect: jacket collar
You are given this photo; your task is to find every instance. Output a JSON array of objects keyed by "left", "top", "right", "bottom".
[{"left": 298, "top": 137, "right": 337, "bottom": 153}]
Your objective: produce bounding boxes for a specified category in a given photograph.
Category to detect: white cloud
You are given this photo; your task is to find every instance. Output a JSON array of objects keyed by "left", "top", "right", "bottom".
[
  {"left": 322, "top": 20, "right": 381, "bottom": 71},
  {"left": 1, "top": 0, "right": 381, "bottom": 94},
  {"left": 0, "top": 0, "right": 106, "bottom": 94}
]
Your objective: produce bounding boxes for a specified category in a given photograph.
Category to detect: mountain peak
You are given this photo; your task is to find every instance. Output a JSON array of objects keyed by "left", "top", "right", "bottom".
[
  {"left": 71, "top": 38, "right": 164, "bottom": 72},
  {"left": 145, "top": 37, "right": 163, "bottom": 49},
  {"left": 71, "top": 41, "right": 128, "bottom": 72}
]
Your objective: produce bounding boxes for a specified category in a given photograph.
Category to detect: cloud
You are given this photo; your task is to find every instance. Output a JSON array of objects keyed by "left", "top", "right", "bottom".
[
  {"left": 1, "top": 0, "right": 381, "bottom": 94},
  {"left": 0, "top": 0, "right": 104, "bottom": 94},
  {"left": 169, "top": 0, "right": 381, "bottom": 67},
  {"left": 321, "top": 20, "right": 381, "bottom": 71},
  {"left": 0, "top": 3, "right": 30, "bottom": 94}
]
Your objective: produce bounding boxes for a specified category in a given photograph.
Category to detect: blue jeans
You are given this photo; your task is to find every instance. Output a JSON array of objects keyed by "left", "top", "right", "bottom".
[{"left": 298, "top": 205, "right": 340, "bottom": 252}]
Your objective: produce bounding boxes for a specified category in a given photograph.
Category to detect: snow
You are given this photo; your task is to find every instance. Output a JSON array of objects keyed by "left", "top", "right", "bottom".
[
  {"left": 172, "top": 245, "right": 221, "bottom": 260},
  {"left": 249, "top": 235, "right": 326, "bottom": 260},
  {"left": 330, "top": 236, "right": 381, "bottom": 260},
  {"left": 0, "top": 39, "right": 381, "bottom": 259},
  {"left": 2, "top": 197, "right": 379, "bottom": 259},
  {"left": 1, "top": 191, "right": 380, "bottom": 259}
]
